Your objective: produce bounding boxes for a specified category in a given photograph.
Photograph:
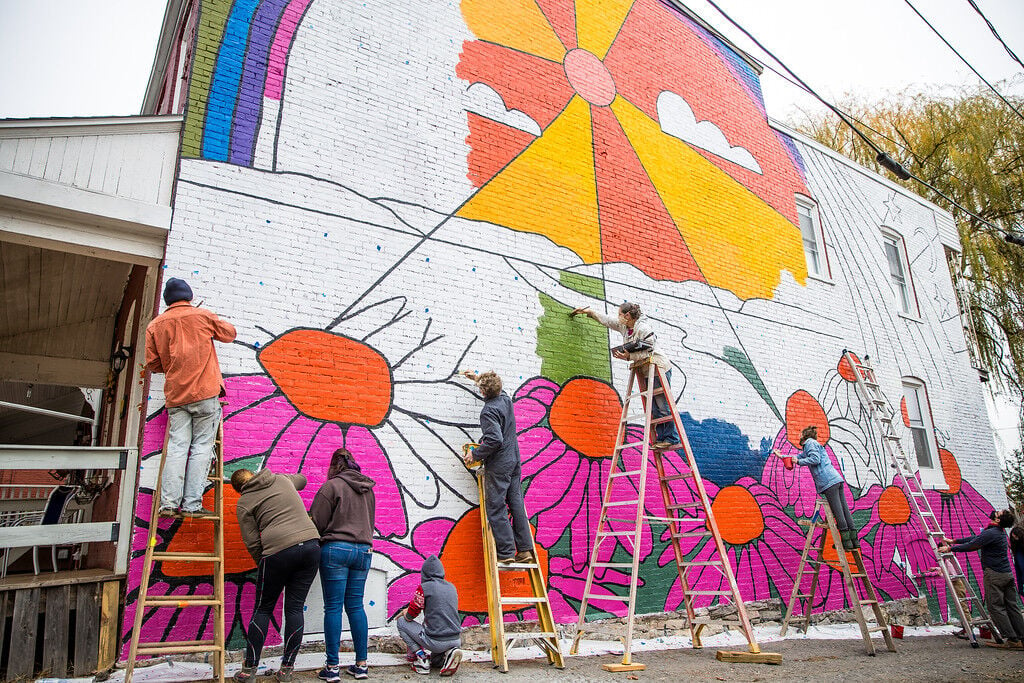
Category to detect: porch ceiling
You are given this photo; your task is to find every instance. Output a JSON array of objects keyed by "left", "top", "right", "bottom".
[{"left": 0, "top": 241, "right": 130, "bottom": 387}]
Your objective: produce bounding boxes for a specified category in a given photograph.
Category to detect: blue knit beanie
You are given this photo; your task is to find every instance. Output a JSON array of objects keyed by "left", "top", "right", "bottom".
[{"left": 163, "top": 278, "right": 193, "bottom": 305}]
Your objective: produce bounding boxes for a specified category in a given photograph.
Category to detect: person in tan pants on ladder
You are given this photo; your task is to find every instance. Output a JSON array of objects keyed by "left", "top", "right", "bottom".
[
  {"left": 145, "top": 277, "right": 236, "bottom": 517},
  {"left": 571, "top": 301, "right": 680, "bottom": 449}
]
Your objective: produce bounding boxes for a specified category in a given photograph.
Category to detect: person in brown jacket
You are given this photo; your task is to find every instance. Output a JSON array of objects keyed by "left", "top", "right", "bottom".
[
  {"left": 310, "top": 448, "right": 376, "bottom": 682},
  {"left": 232, "top": 468, "right": 321, "bottom": 683},
  {"left": 145, "top": 277, "right": 236, "bottom": 516}
]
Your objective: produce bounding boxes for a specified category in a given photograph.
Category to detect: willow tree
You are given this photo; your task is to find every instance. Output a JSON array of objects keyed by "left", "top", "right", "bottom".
[{"left": 794, "top": 84, "right": 1024, "bottom": 418}]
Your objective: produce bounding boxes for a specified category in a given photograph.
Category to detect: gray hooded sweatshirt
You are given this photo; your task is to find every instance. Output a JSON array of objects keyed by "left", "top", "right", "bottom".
[{"left": 421, "top": 555, "right": 461, "bottom": 641}]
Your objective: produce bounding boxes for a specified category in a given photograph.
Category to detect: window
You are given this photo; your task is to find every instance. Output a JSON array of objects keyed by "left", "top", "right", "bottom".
[
  {"left": 901, "top": 378, "right": 944, "bottom": 487},
  {"left": 882, "top": 230, "right": 915, "bottom": 315},
  {"left": 796, "top": 196, "right": 827, "bottom": 278}
]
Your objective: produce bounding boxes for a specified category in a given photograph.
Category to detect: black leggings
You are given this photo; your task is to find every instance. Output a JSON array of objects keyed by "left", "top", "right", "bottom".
[
  {"left": 245, "top": 540, "right": 321, "bottom": 667},
  {"left": 822, "top": 482, "right": 855, "bottom": 532}
]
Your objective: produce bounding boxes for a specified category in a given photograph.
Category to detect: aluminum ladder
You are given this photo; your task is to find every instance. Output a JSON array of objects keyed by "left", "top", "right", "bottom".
[
  {"left": 842, "top": 350, "right": 999, "bottom": 648},
  {"left": 780, "top": 497, "right": 897, "bottom": 655},
  {"left": 570, "top": 359, "right": 780, "bottom": 670}
]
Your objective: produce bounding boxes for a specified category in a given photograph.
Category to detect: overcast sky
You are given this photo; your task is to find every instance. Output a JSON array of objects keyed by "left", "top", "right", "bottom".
[{"left": 0, "top": 0, "right": 1020, "bottom": 121}]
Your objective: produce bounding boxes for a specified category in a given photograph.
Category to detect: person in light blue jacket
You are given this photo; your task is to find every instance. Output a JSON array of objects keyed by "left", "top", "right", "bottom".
[{"left": 795, "top": 425, "right": 859, "bottom": 550}]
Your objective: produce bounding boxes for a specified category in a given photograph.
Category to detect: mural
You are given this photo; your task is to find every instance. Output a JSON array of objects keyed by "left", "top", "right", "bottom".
[{"left": 127, "top": 0, "right": 1000, "bottom": 656}]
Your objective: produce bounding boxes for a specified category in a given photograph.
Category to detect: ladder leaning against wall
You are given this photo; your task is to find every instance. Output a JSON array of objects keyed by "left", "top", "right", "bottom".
[
  {"left": 124, "top": 416, "right": 227, "bottom": 682},
  {"left": 841, "top": 350, "right": 1000, "bottom": 648}
]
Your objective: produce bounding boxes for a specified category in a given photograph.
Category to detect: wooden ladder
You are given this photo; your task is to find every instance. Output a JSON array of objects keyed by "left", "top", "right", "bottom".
[
  {"left": 463, "top": 446, "right": 565, "bottom": 673},
  {"left": 570, "top": 360, "right": 780, "bottom": 670},
  {"left": 841, "top": 350, "right": 999, "bottom": 647},
  {"left": 125, "top": 416, "right": 226, "bottom": 681},
  {"left": 780, "top": 497, "right": 897, "bottom": 655}
]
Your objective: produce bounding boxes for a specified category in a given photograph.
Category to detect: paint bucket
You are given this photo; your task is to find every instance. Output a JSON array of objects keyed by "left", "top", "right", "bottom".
[
  {"left": 890, "top": 625, "right": 904, "bottom": 639},
  {"left": 783, "top": 455, "right": 794, "bottom": 470},
  {"left": 980, "top": 626, "right": 992, "bottom": 640}
]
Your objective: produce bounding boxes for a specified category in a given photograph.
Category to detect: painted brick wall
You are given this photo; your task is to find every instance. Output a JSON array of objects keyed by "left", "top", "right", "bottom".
[{"left": 124, "top": 0, "right": 1004, "bottom": 654}]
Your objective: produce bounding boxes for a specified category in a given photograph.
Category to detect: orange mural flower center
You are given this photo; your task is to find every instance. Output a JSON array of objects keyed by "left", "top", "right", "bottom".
[
  {"left": 549, "top": 378, "right": 622, "bottom": 459},
  {"left": 878, "top": 485, "right": 912, "bottom": 525},
  {"left": 563, "top": 48, "right": 616, "bottom": 106},
  {"left": 259, "top": 329, "right": 392, "bottom": 426},
  {"left": 711, "top": 485, "right": 764, "bottom": 545}
]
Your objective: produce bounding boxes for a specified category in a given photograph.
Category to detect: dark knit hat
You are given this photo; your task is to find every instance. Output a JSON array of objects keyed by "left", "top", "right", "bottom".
[{"left": 163, "top": 277, "right": 193, "bottom": 305}]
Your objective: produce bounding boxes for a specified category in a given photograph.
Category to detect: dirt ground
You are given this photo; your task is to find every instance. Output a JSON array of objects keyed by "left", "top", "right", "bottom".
[{"left": 227, "top": 634, "right": 1022, "bottom": 683}]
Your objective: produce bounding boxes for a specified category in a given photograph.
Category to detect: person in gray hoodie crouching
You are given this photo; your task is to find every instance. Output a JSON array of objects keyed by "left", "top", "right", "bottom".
[{"left": 397, "top": 555, "right": 462, "bottom": 676}]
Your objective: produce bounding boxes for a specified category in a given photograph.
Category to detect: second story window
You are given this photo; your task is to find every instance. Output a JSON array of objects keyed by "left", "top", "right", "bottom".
[
  {"left": 797, "top": 196, "right": 826, "bottom": 278},
  {"left": 882, "top": 229, "right": 915, "bottom": 315}
]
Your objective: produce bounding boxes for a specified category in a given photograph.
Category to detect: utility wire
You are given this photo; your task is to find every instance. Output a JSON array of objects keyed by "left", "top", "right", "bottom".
[
  {"left": 693, "top": 0, "right": 1024, "bottom": 245},
  {"left": 902, "top": 0, "right": 1024, "bottom": 123},
  {"left": 965, "top": 0, "right": 1024, "bottom": 70}
]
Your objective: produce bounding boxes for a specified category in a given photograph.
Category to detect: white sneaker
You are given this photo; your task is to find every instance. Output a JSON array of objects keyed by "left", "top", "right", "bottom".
[
  {"left": 440, "top": 648, "right": 462, "bottom": 677},
  {"left": 412, "top": 650, "right": 430, "bottom": 675}
]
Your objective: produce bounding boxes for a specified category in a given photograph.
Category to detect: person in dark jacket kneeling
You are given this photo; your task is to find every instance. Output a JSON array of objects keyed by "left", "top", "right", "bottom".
[
  {"left": 232, "top": 468, "right": 321, "bottom": 683},
  {"left": 311, "top": 448, "right": 376, "bottom": 681},
  {"left": 398, "top": 555, "right": 462, "bottom": 676}
]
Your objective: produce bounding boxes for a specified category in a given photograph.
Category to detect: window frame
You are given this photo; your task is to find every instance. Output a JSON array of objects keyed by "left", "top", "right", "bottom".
[
  {"left": 881, "top": 228, "right": 918, "bottom": 317},
  {"left": 795, "top": 194, "right": 830, "bottom": 281},
  {"left": 900, "top": 377, "right": 946, "bottom": 488}
]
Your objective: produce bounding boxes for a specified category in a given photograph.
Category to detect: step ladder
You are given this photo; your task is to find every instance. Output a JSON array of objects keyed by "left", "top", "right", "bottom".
[
  {"left": 125, "top": 414, "right": 227, "bottom": 682},
  {"left": 780, "top": 497, "right": 897, "bottom": 655},
  {"left": 462, "top": 444, "right": 565, "bottom": 673},
  {"left": 841, "top": 350, "right": 999, "bottom": 648},
  {"left": 570, "top": 360, "right": 780, "bottom": 670}
]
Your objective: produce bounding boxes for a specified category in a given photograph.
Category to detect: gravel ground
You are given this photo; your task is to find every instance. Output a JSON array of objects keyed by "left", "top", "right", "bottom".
[{"left": 223, "top": 634, "right": 1022, "bottom": 683}]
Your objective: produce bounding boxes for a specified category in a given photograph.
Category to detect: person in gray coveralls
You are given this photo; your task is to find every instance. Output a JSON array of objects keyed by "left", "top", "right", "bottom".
[{"left": 463, "top": 370, "right": 534, "bottom": 564}]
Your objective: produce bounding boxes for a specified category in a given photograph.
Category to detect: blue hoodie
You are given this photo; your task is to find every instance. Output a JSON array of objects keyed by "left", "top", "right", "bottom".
[{"left": 795, "top": 438, "right": 844, "bottom": 494}]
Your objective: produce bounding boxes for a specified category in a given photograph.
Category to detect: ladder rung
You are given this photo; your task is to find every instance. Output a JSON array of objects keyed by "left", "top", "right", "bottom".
[
  {"left": 614, "top": 442, "right": 648, "bottom": 452},
  {"left": 858, "top": 600, "right": 878, "bottom": 606},
  {"left": 496, "top": 562, "right": 540, "bottom": 571},
  {"left": 670, "top": 529, "right": 710, "bottom": 538},
  {"left": 608, "top": 469, "right": 644, "bottom": 478},
  {"left": 680, "top": 559, "right": 724, "bottom": 567},
  {"left": 850, "top": 573, "right": 867, "bottom": 578},
  {"left": 584, "top": 593, "right": 630, "bottom": 601},
  {"left": 650, "top": 416, "right": 674, "bottom": 425},
  {"left": 660, "top": 473, "right": 693, "bottom": 483},
  {"left": 498, "top": 596, "right": 546, "bottom": 604},
  {"left": 604, "top": 499, "right": 641, "bottom": 507},
  {"left": 643, "top": 515, "right": 689, "bottom": 525},
  {"left": 667, "top": 501, "right": 703, "bottom": 509},
  {"left": 136, "top": 642, "right": 222, "bottom": 655},
  {"left": 144, "top": 596, "right": 221, "bottom": 607},
  {"left": 868, "top": 626, "right": 889, "bottom": 633},
  {"left": 597, "top": 530, "right": 637, "bottom": 537},
  {"left": 152, "top": 552, "right": 221, "bottom": 562},
  {"left": 591, "top": 562, "right": 635, "bottom": 569}
]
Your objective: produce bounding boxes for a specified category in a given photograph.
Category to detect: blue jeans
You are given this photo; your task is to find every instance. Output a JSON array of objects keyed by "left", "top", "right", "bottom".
[
  {"left": 162, "top": 396, "right": 221, "bottom": 511},
  {"left": 651, "top": 369, "right": 679, "bottom": 444},
  {"left": 320, "top": 541, "right": 372, "bottom": 665}
]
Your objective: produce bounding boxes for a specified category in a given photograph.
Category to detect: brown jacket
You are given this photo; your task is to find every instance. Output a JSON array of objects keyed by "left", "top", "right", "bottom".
[
  {"left": 145, "top": 301, "right": 236, "bottom": 408},
  {"left": 310, "top": 470, "right": 376, "bottom": 545},
  {"left": 236, "top": 470, "right": 319, "bottom": 561}
]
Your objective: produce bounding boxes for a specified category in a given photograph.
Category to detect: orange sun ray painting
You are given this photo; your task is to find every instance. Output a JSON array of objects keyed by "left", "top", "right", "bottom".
[{"left": 456, "top": 0, "right": 812, "bottom": 300}]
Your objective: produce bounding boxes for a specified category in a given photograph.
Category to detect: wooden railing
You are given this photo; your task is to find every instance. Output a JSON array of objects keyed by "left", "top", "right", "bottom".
[{"left": 0, "top": 445, "right": 138, "bottom": 575}]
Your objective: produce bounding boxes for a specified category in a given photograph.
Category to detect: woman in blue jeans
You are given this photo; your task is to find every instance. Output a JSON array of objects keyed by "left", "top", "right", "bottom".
[{"left": 310, "top": 449, "right": 377, "bottom": 681}]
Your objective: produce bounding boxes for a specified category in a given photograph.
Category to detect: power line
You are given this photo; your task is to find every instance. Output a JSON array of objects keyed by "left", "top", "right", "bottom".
[
  {"left": 902, "top": 0, "right": 1024, "bottom": 123},
  {"left": 965, "top": 0, "right": 1024, "bottom": 70},
  {"left": 690, "top": 0, "right": 1024, "bottom": 245}
]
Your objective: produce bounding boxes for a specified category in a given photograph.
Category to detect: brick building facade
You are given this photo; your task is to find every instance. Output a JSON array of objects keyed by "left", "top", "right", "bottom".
[{"left": 125, "top": 0, "right": 1004, "bottom": 654}]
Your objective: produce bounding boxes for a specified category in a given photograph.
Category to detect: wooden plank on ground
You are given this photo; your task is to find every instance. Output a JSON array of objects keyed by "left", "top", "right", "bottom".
[
  {"left": 97, "top": 580, "right": 120, "bottom": 671},
  {"left": 42, "top": 584, "right": 71, "bottom": 677},
  {"left": 715, "top": 649, "right": 783, "bottom": 664},
  {"left": 8, "top": 587, "right": 41, "bottom": 680},
  {"left": 74, "top": 582, "right": 100, "bottom": 676}
]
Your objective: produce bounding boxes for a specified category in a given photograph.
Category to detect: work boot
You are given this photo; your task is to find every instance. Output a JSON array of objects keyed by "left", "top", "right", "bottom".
[{"left": 840, "top": 530, "right": 855, "bottom": 551}]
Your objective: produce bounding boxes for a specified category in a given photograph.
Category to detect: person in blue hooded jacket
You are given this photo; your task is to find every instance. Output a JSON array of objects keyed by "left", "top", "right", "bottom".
[{"left": 782, "top": 425, "right": 859, "bottom": 550}]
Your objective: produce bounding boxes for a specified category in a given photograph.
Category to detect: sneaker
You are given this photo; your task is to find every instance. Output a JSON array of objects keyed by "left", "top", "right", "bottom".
[
  {"left": 276, "top": 665, "right": 295, "bottom": 682},
  {"left": 411, "top": 650, "right": 430, "bottom": 675},
  {"left": 317, "top": 665, "right": 341, "bottom": 682},
  {"left": 158, "top": 507, "right": 180, "bottom": 517},
  {"left": 347, "top": 664, "right": 369, "bottom": 680},
  {"left": 440, "top": 648, "right": 462, "bottom": 677},
  {"left": 497, "top": 556, "right": 517, "bottom": 564},
  {"left": 233, "top": 666, "right": 257, "bottom": 682},
  {"left": 181, "top": 507, "right": 216, "bottom": 518}
]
